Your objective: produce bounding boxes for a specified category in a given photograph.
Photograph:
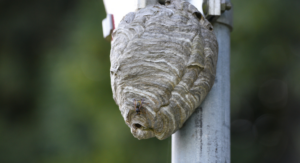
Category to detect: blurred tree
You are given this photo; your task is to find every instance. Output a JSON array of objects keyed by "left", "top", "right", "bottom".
[{"left": 231, "top": 0, "right": 300, "bottom": 162}]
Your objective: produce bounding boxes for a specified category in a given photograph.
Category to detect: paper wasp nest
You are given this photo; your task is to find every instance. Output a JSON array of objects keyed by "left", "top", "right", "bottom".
[{"left": 110, "top": 0, "right": 218, "bottom": 140}]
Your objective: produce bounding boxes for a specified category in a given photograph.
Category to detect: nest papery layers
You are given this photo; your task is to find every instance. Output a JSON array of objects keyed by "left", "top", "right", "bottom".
[{"left": 110, "top": 0, "right": 218, "bottom": 140}]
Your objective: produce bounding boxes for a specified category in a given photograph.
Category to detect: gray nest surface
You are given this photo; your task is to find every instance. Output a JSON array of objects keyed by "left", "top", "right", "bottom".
[{"left": 110, "top": 0, "right": 218, "bottom": 140}]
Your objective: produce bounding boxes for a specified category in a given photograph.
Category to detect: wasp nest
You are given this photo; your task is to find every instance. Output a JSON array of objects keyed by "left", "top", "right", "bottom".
[{"left": 110, "top": 0, "right": 218, "bottom": 140}]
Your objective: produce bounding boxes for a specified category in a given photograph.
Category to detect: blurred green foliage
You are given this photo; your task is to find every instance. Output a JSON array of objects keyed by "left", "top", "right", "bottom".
[
  {"left": 0, "top": 0, "right": 299, "bottom": 163},
  {"left": 231, "top": 0, "right": 300, "bottom": 163}
]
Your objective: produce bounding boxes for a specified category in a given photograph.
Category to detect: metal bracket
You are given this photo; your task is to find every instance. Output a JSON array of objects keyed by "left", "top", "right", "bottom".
[
  {"left": 203, "top": 0, "right": 232, "bottom": 22},
  {"left": 102, "top": 0, "right": 138, "bottom": 39},
  {"left": 102, "top": 14, "right": 114, "bottom": 41}
]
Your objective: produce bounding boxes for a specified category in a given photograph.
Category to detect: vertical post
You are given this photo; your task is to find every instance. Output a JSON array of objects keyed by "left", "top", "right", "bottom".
[
  {"left": 138, "top": 0, "right": 157, "bottom": 8},
  {"left": 172, "top": 0, "right": 232, "bottom": 162}
]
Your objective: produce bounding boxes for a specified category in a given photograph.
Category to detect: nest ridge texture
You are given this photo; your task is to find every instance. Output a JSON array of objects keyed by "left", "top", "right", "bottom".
[{"left": 110, "top": 0, "right": 218, "bottom": 140}]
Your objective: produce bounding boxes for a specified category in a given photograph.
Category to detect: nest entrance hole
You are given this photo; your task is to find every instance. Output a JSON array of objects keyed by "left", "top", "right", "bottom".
[
  {"left": 159, "top": 0, "right": 170, "bottom": 5},
  {"left": 134, "top": 123, "right": 142, "bottom": 129}
]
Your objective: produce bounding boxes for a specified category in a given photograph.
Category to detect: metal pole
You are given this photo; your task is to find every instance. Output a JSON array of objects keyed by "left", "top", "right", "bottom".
[{"left": 171, "top": 0, "right": 232, "bottom": 162}]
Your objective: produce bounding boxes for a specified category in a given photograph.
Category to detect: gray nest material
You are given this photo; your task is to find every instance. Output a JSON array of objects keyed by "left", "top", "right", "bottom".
[{"left": 110, "top": 0, "right": 218, "bottom": 140}]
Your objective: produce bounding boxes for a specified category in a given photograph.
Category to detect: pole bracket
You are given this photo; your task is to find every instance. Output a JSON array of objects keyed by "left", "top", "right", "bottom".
[{"left": 202, "top": 0, "right": 232, "bottom": 25}]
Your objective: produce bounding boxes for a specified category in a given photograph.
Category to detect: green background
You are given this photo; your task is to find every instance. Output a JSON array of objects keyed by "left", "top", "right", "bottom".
[{"left": 0, "top": 0, "right": 300, "bottom": 162}]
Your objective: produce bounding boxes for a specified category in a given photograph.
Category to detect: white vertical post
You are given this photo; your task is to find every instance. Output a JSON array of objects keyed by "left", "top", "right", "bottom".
[
  {"left": 171, "top": 0, "right": 232, "bottom": 162},
  {"left": 138, "top": 0, "right": 157, "bottom": 8}
]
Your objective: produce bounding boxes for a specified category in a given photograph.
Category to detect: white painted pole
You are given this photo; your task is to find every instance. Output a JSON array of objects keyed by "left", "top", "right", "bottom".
[{"left": 171, "top": 0, "right": 232, "bottom": 163}]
